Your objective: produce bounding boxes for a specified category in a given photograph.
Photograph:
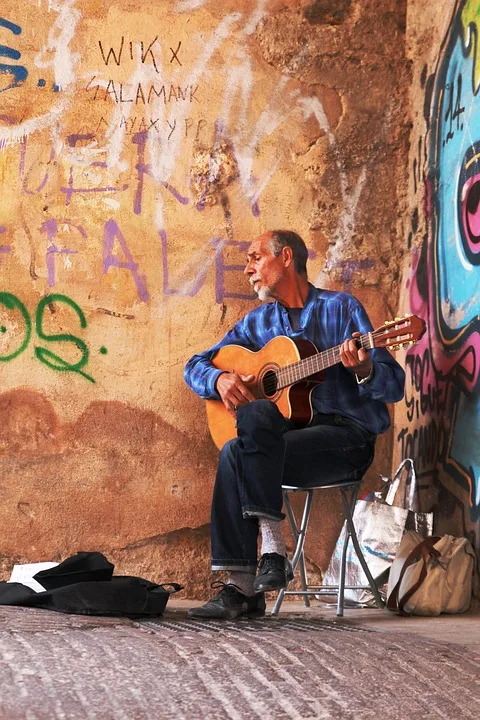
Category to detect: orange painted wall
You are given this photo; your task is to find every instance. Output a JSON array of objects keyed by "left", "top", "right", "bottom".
[{"left": 0, "top": 0, "right": 408, "bottom": 595}]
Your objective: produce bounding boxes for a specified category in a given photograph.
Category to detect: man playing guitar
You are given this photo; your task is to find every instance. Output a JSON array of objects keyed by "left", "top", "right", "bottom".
[{"left": 184, "top": 230, "right": 406, "bottom": 619}]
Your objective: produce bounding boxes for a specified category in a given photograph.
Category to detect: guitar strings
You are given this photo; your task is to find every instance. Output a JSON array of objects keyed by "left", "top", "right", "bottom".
[{"left": 263, "top": 334, "right": 372, "bottom": 394}]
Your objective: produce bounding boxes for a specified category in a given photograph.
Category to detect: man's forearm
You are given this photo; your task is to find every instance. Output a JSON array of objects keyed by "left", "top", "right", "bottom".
[{"left": 184, "top": 355, "right": 224, "bottom": 399}]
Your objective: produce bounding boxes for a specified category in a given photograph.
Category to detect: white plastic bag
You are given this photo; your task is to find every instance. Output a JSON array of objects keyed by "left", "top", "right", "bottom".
[{"left": 323, "top": 459, "right": 433, "bottom": 607}]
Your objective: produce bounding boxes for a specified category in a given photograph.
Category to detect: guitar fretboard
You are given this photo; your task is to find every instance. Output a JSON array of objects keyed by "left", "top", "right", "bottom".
[{"left": 275, "top": 333, "right": 374, "bottom": 389}]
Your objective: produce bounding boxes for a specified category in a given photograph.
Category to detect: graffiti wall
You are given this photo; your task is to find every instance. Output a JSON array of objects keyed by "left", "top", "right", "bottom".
[
  {"left": 396, "top": 0, "right": 480, "bottom": 573},
  {"left": 0, "top": 0, "right": 408, "bottom": 595}
]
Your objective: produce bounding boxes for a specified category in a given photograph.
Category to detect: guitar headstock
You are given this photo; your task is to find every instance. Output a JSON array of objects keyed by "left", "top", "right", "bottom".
[{"left": 372, "top": 314, "right": 426, "bottom": 351}]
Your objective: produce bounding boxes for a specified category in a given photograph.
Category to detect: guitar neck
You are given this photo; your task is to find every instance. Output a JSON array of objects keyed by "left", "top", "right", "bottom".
[{"left": 276, "top": 332, "right": 374, "bottom": 389}]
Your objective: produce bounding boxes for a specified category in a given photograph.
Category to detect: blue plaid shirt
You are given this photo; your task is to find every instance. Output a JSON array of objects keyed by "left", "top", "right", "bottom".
[{"left": 184, "top": 284, "right": 405, "bottom": 435}]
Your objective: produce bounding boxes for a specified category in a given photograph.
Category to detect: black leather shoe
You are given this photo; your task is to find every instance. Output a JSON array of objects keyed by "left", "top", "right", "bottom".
[
  {"left": 253, "top": 553, "right": 294, "bottom": 593},
  {"left": 187, "top": 583, "right": 266, "bottom": 619}
]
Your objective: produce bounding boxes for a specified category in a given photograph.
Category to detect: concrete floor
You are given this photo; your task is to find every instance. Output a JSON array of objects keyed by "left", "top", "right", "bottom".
[
  {"left": 312, "top": 602, "right": 480, "bottom": 650},
  {"left": 199, "top": 597, "right": 479, "bottom": 650},
  {"left": 1, "top": 598, "right": 478, "bottom": 719}
]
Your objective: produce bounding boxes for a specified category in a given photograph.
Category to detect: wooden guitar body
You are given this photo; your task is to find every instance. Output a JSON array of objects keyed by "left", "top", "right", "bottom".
[
  {"left": 203, "top": 313, "right": 426, "bottom": 451},
  {"left": 205, "top": 336, "right": 324, "bottom": 450}
]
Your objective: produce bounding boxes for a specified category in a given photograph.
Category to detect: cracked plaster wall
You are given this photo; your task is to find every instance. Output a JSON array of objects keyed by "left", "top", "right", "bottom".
[{"left": 0, "top": 0, "right": 409, "bottom": 598}]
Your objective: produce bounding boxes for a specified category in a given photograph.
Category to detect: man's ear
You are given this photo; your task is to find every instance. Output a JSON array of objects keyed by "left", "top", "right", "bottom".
[{"left": 282, "top": 246, "right": 294, "bottom": 267}]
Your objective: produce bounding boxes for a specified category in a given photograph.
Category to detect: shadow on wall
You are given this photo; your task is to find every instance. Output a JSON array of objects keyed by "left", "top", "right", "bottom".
[{"left": 0, "top": 388, "right": 217, "bottom": 586}]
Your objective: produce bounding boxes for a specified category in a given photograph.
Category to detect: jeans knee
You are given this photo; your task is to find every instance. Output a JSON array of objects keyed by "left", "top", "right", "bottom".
[
  {"left": 237, "top": 399, "right": 284, "bottom": 433},
  {"left": 219, "top": 438, "right": 238, "bottom": 467}
]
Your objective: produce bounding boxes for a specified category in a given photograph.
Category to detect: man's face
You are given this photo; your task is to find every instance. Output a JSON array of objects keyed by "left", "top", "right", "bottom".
[{"left": 244, "top": 233, "right": 286, "bottom": 301}]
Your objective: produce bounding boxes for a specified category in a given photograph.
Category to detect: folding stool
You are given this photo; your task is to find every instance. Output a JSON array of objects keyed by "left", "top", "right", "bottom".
[{"left": 271, "top": 479, "right": 384, "bottom": 617}]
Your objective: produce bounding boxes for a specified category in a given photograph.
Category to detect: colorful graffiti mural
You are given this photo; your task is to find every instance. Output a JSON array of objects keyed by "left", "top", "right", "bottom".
[{"left": 398, "top": 0, "right": 480, "bottom": 548}]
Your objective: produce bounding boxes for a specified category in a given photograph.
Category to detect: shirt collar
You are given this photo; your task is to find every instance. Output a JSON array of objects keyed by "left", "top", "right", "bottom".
[{"left": 278, "top": 282, "right": 317, "bottom": 313}]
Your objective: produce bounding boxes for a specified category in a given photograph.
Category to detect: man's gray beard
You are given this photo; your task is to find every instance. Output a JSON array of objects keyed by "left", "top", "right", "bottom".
[{"left": 256, "top": 285, "right": 273, "bottom": 302}]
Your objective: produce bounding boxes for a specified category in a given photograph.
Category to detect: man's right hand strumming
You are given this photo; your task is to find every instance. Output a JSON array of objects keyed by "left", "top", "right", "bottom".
[{"left": 215, "top": 372, "right": 256, "bottom": 417}]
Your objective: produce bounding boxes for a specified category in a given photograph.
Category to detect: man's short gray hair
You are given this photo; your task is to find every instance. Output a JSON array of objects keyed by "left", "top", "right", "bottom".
[{"left": 269, "top": 230, "right": 308, "bottom": 278}]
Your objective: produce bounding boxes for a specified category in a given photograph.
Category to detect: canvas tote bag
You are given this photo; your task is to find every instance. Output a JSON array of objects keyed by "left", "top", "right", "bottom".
[{"left": 387, "top": 531, "right": 475, "bottom": 616}]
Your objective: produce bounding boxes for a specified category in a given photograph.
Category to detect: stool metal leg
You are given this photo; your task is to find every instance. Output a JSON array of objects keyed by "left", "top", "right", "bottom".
[
  {"left": 340, "top": 487, "right": 384, "bottom": 609},
  {"left": 298, "top": 549, "right": 310, "bottom": 601},
  {"left": 337, "top": 497, "right": 353, "bottom": 617},
  {"left": 271, "top": 489, "right": 313, "bottom": 616},
  {"left": 273, "top": 481, "right": 383, "bottom": 616},
  {"left": 271, "top": 494, "right": 294, "bottom": 616},
  {"left": 289, "top": 490, "right": 313, "bottom": 606},
  {"left": 271, "top": 585, "right": 286, "bottom": 616}
]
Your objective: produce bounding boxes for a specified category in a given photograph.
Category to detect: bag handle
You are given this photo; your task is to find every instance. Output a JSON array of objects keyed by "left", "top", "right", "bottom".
[
  {"left": 387, "top": 536, "right": 440, "bottom": 615},
  {"left": 385, "top": 458, "right": 417, "bottom": 509},
  {"left": 156, "top": 583, "right": 183, "bottom": 594}
]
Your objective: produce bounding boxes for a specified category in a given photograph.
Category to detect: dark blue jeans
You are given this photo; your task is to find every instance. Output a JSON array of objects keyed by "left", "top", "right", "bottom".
[{"left": 211, "top": 399, "right": 376, "bottom": 571}]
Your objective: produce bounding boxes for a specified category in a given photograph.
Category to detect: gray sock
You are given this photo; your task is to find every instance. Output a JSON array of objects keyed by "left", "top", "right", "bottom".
[
  {"left": 227, "top": 571, "right": 255, "bottom": 597},
  {"left": 259, "top": 517, "right": 286, "bottom": 557}
]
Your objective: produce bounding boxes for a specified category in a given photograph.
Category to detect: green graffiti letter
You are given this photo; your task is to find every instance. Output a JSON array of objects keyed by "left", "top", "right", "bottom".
[
  {"left": 0, "top": 292, "right": 32, "bottom": 361},
  {"left": 35, "top": 294, "right": 95, "bottom": 383}
]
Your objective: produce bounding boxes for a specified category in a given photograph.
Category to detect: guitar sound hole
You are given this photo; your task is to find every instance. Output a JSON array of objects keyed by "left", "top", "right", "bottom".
[{"left": 262, "top": 370, "right": 278, "bottom": 397}]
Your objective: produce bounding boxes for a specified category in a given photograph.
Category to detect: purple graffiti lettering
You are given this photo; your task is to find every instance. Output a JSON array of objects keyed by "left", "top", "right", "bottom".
[
  {"left": 163, "top": 180, "right": 188, "bottom": 204},
  {"left": 61, "top": 164, "right": 128, "bottom": 205},
  {"left": 0, "top": 235, "right": 10, "bottom": 263},
  {"left": 212, "top": 240, "right": 317, "bottom": 303},
  {"left": 0, "top": 225, "right": 10, "bottom": 261},
  {"left": 67, "top": 134, "right": 95, "bottom": 147},
  {"left": 103, "top": 219, "right": 149, "bottom": 302},
  {"left": 62, "top": 134, "right": 128, "bottom": 204},
  {"left": 46, "top": 244, "right": 78, "bottom": 287},
  {"left": 248, "top": 176, "right": 261, "bottom": 217},
  {"left": 214, "top": 239, "right": 253, "bottom": 304},
  {"left": 41, "top": 219, "right": 86, "bottom": 286},
  {"left": 331, "top": 259, "right": 374, "bottom": 286},
  {"left": 60, "top": 134, "right": 128, "bottom": 206},
  {"left": 41, "top": 218, "right": 87, "bottom": 243},
  {"left": 132, "top": 131, "right": 189, "bottom": 215}
]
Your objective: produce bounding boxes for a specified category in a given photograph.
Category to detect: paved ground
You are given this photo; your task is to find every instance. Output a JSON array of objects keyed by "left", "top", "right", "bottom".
[{"left": 0, "top": 601, "right": 479, "bottom": 719}]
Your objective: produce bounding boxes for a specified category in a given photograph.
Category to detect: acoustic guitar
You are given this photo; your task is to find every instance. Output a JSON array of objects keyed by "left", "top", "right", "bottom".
[{"left": 205, "top": 314, "right": 425, "bottom": 449}]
